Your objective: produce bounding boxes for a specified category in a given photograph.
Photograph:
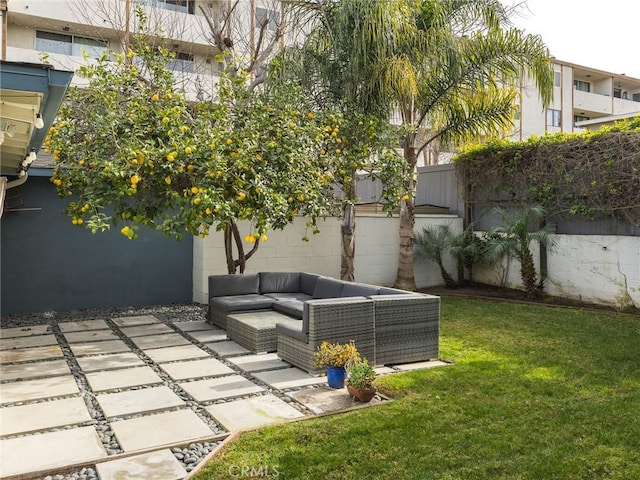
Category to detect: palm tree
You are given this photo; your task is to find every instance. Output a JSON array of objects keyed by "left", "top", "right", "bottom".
[
  {"left": 485, "top": 205, "right": 557, "bottom": 298},
  {"left": 283, "top": 0, "right": 554, "bottom": 289},
  {"left": 414, "top": 224, "right": 457, "bottom": 288}
]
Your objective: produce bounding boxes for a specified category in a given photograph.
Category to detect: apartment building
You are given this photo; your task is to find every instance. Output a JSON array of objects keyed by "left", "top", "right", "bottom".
[
  {"left": 1, "top": 0, "right": 283, "bottom": 98},
  {"left": 516, "top": 59, "right": 640, "bottom": 138}
]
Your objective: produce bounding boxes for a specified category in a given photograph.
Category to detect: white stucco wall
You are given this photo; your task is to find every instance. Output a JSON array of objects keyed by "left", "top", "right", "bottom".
[
  {"left": 192, "top": 214, "right": 462, "bottom": 304},
  {"left": 473, "top": 234, "right": 640, "bottom": 309}
]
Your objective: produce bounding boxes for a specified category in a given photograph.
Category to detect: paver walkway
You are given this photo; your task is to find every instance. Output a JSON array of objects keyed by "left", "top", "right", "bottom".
[{"left": 0, "top": 311, "right": 447, "bottom": 480}]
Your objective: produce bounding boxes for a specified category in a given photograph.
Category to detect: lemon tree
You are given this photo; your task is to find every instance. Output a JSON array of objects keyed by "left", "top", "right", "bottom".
[{"left": 49, "top": 28, "right": 340, "bottom": 273}]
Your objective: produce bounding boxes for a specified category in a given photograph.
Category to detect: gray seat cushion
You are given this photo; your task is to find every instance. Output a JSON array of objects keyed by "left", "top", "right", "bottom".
[
  {"left": 276, "top": 318, "right": 307, "bottom": 342},
  {"left": 209, "top": 294, "right": 274, "bottom": 312},
  {"left": 264, "top": 292, "right": 312, "bottom": 302},
  {"left": 259, "top": 272, "right": 301, "bottom": 294},
  {"left": 312, "top": 276, "right": 345, "bottom": 299},
  {"left": 209, "top": 274, "right": 260, "bottom": 298},
  {"left": 273, "top": 299, "right": 304, "bottom": 319},
  {"left": 342, "top": 282, "right": 380, "bottom": 297}
]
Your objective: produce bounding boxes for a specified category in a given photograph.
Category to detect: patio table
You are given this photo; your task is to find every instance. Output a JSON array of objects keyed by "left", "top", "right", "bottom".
[{"left": 226, "top": 310, "right": 293, "bottom": 353}]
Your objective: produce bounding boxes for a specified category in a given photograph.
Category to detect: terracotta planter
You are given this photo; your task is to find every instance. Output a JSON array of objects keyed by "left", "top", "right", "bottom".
[{"left": 346, "top": 384, "right": 377, "bottom": 402}]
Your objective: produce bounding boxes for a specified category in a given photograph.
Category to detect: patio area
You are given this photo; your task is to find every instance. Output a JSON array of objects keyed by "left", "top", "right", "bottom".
[{"left": 0, "top": 304, "right": 446, "bottom": 480}]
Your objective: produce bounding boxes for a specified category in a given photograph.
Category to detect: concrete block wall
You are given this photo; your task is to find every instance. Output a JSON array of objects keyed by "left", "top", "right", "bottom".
[
  {"left": 473, "top": 234, "right": 640, "bottom": 309},
  {"left": 193, "top": 214, "right": 463, "bottom": 304}
]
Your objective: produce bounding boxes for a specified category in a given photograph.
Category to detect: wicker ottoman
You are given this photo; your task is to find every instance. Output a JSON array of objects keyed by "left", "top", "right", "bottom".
[{"left": 226, "top": 311, "right": 293, "bottom": 353}]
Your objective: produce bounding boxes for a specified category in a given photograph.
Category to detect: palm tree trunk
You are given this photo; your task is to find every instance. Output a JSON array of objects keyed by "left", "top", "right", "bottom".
[
  {"left": 341, "top": 202, "right": 355, "bottom": 281},
  {"left": 394, "top": 135, "right": 418, "bottom": 291},
  {"left": 521, "top": 249, "right": 538, "bottom": 298}
]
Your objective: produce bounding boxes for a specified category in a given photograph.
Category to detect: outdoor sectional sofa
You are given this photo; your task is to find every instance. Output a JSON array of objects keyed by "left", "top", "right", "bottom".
[{"left": 207, "top": 272, "right": 440, "bottom": 373}]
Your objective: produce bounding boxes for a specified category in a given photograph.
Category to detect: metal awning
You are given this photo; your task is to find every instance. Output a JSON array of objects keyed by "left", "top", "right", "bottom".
[{"left": 0, "top": 60, "right": 73, "bottom": 190}]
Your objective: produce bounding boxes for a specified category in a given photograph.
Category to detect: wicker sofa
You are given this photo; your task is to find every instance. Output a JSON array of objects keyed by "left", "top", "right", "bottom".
[{"left": 207, "top": 272, "right": 439, "bottom": 372}]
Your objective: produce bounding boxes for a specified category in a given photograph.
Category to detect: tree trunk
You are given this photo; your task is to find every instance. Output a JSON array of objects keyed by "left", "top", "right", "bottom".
[
  {"left": 341, "top": 202, "right": 355, "bottom": 281},
  {"left": 520, "top": 248, "right": 538, "bottom": 298},
  {"left": 394, "top": 135, "right": 418, "bottom": 291}
]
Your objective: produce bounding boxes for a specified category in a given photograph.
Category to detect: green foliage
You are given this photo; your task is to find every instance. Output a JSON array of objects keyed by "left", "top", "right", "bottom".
[
  {"left": 414, "top": 224, "right": 458, "bottom": 288},
  {"left": 484, "top": 205, "right": 557, "bottom": 298},
  {"left": 346, "top": 359, "right": 376, "bottom": 390},
  {"left": 455, "top": 115, "right": 640, "bottom": 226},
  {"left": 48, "top": 11, "right": 357, "bottom": 274}
]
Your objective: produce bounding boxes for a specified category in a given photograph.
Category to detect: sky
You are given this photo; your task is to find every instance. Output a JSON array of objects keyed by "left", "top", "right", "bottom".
[{"left": 502, "top": 0, "right": 640, "bottom": 79}]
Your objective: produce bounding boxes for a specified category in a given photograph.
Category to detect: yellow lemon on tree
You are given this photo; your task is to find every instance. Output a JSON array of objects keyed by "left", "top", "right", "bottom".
[
  {"left": 401, "top": 194, "right": 410, "bottom": 201},
  {"left": 151, "top": 94, "right": 159, "bottom": 101},
  {"left": 162, "top": 117, "right": 170, "bottom": 124},
  {"left": 260, "top": 234, "right": 268, "bottom": 242},
  {"left": 307, "top": 112, "right": 314, "bottom": 120},
  {"left": 130, "top": 175, "right": 140, "bottom": 185},
  {"left": 185, "top": 146, "right": 193, "bottom": 154},
  {"left": 165, "top": 176, "right": 171, "bottom": 185},
  {"left": 236, "top": 192, "right": 247, "bottom": 201},
  {"left": 191, "top": 187, "right": 199, "bottom": 194},
  {"left": 166, "top": 153, "right": 175, "bottom": 162}
]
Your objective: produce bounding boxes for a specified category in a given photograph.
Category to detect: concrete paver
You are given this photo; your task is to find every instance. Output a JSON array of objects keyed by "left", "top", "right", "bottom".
[
  {"left": 96, "top": 385, "right": 185, "bottom": 418},
  {"left": 205, "top": 394, "right": 304, "bottom": 431},
  {"left": 178, "top": 375, "right": 264, "bottom": 402},
  {"left": 287, "top": 385, "right": 380, "bottom": 414},
  {"left": 0, "top": 325, "right": 51, "bottom": 338},
  {"left": 0, "top": 397, "right": 92, "bottom": 436},
  {"left": 76, "top": 352, "right": 145, "bottom": 372},
  {"left": 69, "top": 340, "right": 131, "bottom": 357},
  {"left": 0, "top": 375, "right": 79, "bottom": 404},
  {"left": 0, "top": 334, "right": 58, "bottom": 350},
  {"left": 110, "top": 410, "right": 214, "bottom": 452},
  {"left": 394, "top": 360, "right": 450, "bottom": 371},
  {"left": 172, "top": 321, "right": 213, "bottom": 333},
  {"left": 204, "top": 340, "right": 249, "bottom": 357},
  {"left": 85, "top": 366, "right": 163, "bottom": 392},
  {"left": 58, "top": 319, "right": 110, "bottom": 332},
  {"left": 95, "top": 449, "right": 186, "bottom": 480},
  {"left": 184, "top": 329, "right": 227, "bottom": 343},
  {"left": 0, "top": 358, "right": 70, "bottom": 381},
  {"left": 252, "top": 368, "right": 326, "bottom": 390},
  {"left": 226, "top": 353, "right": 291, "bottom": 373},
  {"left": 112, "top": 315, "right": 161, "bottom": 327},
  {"left": 63, "top": 330, "right": 119, "bottom": 343},
  {"left": 0, "top": 344, "right": 64, "bottom": 363},
  {"left": 159, "top": 358, "right": 234, "bottom": 381},
  {"left": 131, "top": 334, "right": 191, "bottom": 350},
  {"left": 0, "top": 426, "right": 107, "bottom": 478},
  {"left": 118, "top": 323, "right": 175, "bottom": 337},
  {"left": 143, "top": 345, "right": 210, "bottom": 363}
]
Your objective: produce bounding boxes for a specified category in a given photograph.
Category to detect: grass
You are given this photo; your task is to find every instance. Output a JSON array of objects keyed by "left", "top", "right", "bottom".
[{"left": 192, "top": 297, "right": 640, "bottom": 480}]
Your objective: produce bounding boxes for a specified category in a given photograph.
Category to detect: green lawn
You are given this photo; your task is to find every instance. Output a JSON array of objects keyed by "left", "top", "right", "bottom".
[{"left": 192, "top": 297, "right": 640, "bottom": 480}]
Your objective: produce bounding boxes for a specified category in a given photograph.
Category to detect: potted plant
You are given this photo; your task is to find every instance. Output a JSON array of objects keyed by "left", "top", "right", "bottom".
[
  {"left": 313, "top": 340, "right": 360, "bottom": 388},
  {"left": 346, "top": 359, "right": 377, "bottom": 402}
]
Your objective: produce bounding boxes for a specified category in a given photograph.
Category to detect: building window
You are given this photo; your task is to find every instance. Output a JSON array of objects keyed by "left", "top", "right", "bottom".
[
  {"left": 546, "top": 109, "right": 561, "bottom": 127},
  {"left": 36, "top": 31, "right": 109, "bottom": 58},
  {"left": 613, "top": 88, "right": 622, "bottom": 98},
  {"left": 573, "top": 80, "right": 590, "bottom": 92},
  {"left": 140, "top": 0, "right": 195, "bottom": 14},
  {"left": 166, "top": 52, "right": 195, "bottom": 73},
  {"left": 574, "top": 115, "right": 590, "bottom": 123},
  {"left": 255, "top": 7, "right": 278, "bottom": 32},
  {"left": 633, "top": 93, "right": 640, "bottom": 102},
  {"left": 553, "top": 71, "right": 561, "bottom": 87}
]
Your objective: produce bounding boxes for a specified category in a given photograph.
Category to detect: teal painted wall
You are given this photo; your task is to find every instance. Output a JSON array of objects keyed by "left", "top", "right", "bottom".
[{"left": 1, "top": 176, "right": 193, "bottom": 316}]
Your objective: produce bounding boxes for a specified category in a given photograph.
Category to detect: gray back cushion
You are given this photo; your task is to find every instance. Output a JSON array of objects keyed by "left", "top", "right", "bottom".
[
  {"left": 342, "top": 282, "right": 380, "bottom": 297},
  {"left": 208, "top": 274, "right": 260, "bottom": 298},
  {"left": 300, "top": 273, "right": 321, "bottom": 295},
  {"left": 259, "top": 272, "right": 301, "bottom": 294},
  {"left": 312, "top": 276, "right": 345, "bottom": 299}
]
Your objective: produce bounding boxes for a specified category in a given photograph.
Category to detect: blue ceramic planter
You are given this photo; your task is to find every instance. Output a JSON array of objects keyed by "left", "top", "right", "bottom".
[{"left": 326, "top": 366, "right": 346, "bottom": 389}]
